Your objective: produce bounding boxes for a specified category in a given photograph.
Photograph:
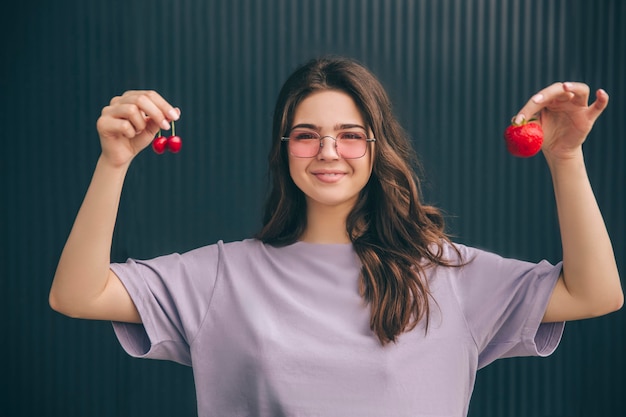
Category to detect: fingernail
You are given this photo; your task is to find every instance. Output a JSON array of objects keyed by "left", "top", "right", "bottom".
[
  {"left": 514, "top": 114, "right": 525, "bottom": 125},
  {"left": 563, "top": 82, "right": 573, "bottom": 89},
  {"left": 168, "top": 109, "right": 180, "bottom": 120},
  {"left": 161, "top": 119, "right": 171, "bottom": 130},
  {"left": 531, "top": 93, "right": 544, "bottom": 103}
]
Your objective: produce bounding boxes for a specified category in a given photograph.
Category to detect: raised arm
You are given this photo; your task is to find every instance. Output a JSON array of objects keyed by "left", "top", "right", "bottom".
[
  {"left": 49, "top": 91, "right": 180, "bottom": 323},
  {"left": 511, "top": 82, "right": 623, "bottom": 322}
]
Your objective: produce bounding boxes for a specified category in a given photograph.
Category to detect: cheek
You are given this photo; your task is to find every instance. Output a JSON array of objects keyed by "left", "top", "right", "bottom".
[
  {"left": 345, "top": 161, "right": 373, "bottom": 191},
  {"left": 360, "top": 165, "right": 374, "bottom": 185},
  {"left": 359, "top": 153, "right": 375, "bottom": 180},
  {"left": 287, "top": 157, "right": 307, "bottom": 186}
]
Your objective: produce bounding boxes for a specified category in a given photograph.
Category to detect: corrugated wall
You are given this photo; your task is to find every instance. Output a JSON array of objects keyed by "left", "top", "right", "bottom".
[{"left": 2, "top": 0, "right": 624, "bottom": 416}]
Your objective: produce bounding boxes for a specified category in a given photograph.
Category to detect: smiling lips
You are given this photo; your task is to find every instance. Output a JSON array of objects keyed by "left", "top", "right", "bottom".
[{"left": 311, "top": 169, "right": 347, "bottom": 183}]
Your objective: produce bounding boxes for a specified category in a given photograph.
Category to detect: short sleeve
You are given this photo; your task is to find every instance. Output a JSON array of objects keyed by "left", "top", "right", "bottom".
[
  {"left": 110, "top": 243, "right": 221, "bottom": 366},
  {"left": 449, "top": 244, "right": 565, "bottom": 369}
]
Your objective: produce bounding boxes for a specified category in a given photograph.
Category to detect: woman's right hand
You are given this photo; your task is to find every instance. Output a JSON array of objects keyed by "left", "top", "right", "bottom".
[{"left": 96, "top": 90, "right": 180, "bottom": 167}]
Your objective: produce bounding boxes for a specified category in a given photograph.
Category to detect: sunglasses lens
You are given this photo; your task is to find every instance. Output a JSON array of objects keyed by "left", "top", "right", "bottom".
[{"left": 288, "top": 130, "right": 321, "bottom": 157}]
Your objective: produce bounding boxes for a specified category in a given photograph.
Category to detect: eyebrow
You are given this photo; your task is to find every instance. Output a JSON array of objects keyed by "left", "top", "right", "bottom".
[{"left": 290, "top": 123, "right": 367, "bottom": 131}]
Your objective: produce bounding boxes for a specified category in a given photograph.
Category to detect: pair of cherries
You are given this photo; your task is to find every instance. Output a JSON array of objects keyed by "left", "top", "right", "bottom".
[{"left": 152, "top": 120, "right": 182, "bottom": 154}]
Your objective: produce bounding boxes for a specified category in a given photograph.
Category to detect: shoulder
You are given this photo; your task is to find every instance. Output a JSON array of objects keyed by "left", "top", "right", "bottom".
[
  {"left": 428, "top": 241, "right": 536, "bottom": 288},
  {"left": 184, "top": 238, "right": 267, "bottom": 257},
  {"left": 198, "top": 238, "right": 296, "bottom": 269},
  {"left": 437, "top": 241, "right": 561, "bottom": 294},
  {"left": 430, "top": 240, "right": 487, "bottom": 266}
]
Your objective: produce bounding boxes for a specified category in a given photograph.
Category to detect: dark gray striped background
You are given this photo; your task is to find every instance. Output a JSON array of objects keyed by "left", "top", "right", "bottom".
[{"left": 2, "top": 0, "right": 624, "bottom": 416}]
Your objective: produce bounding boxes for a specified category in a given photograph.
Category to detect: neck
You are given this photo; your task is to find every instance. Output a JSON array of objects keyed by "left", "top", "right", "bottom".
[{"left": 300, "top": 200, "right": 353, "bottom": 244}]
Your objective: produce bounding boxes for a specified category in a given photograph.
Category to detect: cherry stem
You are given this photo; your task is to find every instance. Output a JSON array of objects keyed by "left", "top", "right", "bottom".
[
  {"left": 171, "top": 120, "right": 176, "bottom": 136},
  {"left": 157, "top": 129, "right": 162, "bottom": 138}
]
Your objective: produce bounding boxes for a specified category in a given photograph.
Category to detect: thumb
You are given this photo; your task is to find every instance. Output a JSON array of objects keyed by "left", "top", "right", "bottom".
[{"left": 134, "top": 118, "right": 163, "bottom": 152}]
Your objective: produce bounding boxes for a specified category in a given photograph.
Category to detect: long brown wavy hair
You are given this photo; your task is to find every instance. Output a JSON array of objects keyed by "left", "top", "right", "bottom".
[{"left": 256, "top": 56, "right": 462, "bottom": 345}]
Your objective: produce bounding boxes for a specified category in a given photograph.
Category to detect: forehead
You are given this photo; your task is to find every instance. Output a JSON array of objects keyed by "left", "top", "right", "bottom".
[{"left": 292, "top": 90, "right": 365, "bottom": 127}]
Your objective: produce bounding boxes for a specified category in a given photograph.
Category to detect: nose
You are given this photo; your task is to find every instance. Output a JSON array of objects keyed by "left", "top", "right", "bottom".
[{"left": 317, "top": 136, "right": 340, "bottom": 160}]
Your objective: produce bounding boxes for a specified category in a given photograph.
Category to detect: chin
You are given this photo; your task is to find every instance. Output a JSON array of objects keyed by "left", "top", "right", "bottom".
[{"left": 306, "top": 194, "right": 359, "bottom": 210}]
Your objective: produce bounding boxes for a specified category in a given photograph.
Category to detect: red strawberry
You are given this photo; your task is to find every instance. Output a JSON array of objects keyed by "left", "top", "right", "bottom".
[{"left": 504, "top": 119, "right": 544, "bottom": 158}]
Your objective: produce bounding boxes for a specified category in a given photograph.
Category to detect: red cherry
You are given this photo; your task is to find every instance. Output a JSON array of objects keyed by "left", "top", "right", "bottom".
[
  {"left": 167, "top": 135, "right": 182, "bottom": 153},
  {"left": 152, "top": 136, "right": 168, "bottom": 154}
]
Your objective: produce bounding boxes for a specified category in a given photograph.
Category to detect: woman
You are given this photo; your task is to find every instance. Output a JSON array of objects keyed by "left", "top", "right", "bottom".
[{"left": 50, "top": 56, "right": 622, "bottom": 416}]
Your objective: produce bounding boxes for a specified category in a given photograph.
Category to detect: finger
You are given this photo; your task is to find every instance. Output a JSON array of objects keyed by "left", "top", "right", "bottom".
[
  {"left": 118, "top": 90, "right": 180, "bottom": 130},
  {"left": 98, "top": 117, "right": 140, "bottom": 140},
  {"left": 587, "top": 88, "right": 609, "bottom": 122},
  {"left": 512, "top": 82, "right": 560, "bottom": 124},
  {"left": 562, "top": 82, "right": 591, "bottom": 106},
  {"left": 100, "top": 101, "right": 164, "bottom": 139},
  {"left": 104, "top": 103, "right": 153, "bottom": 135},
  {"left": 136, "top": 90, "right": 180, "bottom": 123},
  {"left": 512, "top": 82, "right": 576, "bottom": 124}
]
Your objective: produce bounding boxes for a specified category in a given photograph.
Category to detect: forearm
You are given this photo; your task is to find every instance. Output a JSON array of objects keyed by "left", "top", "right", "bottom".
[
  {"left": 49, "top": 156, "right": 130, "bottom": 316},
  {"left": 547, "top": 150, "right": 623, "bottom": 315}
]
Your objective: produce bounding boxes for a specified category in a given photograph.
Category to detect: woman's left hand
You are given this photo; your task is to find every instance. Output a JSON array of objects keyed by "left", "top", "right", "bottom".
[{"left": 513, "top": 82, "right": 609, "bottom": 160}]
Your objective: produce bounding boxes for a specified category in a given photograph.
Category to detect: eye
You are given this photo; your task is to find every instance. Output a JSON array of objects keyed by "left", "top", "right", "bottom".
[
  {"left": 291, "top": 130, "right": 319, "bottom": 140},
  {"left": 339, "top": 131, "right": 366, "bottom": 140}
]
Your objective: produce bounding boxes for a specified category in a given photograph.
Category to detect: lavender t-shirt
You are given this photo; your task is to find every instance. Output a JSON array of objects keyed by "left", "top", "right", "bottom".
[{"left": 111, "top": 239, "right": 564, "bottom": 417}]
